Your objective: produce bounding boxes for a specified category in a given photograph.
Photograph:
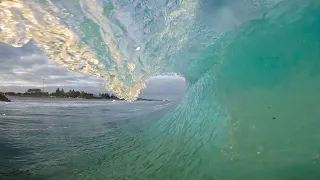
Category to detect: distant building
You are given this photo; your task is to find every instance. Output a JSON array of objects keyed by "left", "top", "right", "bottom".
[{"left": 26, "top": 88, "right": 42, "bottom": 94}]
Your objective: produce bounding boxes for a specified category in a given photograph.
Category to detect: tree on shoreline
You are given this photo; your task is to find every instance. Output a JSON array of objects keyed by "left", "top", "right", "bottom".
[
  {"left": 56, "top": 88, "right": 60, "bottom": 96},
  {"left": 61, "top": 88, "right": 65, "bottom": 95}
]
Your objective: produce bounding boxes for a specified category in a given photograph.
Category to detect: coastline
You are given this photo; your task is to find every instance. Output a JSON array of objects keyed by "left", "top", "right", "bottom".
[
  {"left": 6, "top": 96, "right": 118, "bottom": 101},
  {"left": 6, "top": 96, "right": 166, "bottom": 102}
]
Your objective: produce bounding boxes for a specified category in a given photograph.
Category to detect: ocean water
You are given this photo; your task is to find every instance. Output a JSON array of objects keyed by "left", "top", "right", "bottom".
[
  {"left": 1, "top": 0, "right": 320, "bottom": 179},
  {"left": 0, "top": 99, "right": 174, "bottom": 179}
]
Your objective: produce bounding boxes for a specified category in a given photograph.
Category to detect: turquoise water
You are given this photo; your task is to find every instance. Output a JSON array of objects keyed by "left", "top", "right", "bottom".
[{"left": 1, "top": 0, "right": 320, "bottom": 179}]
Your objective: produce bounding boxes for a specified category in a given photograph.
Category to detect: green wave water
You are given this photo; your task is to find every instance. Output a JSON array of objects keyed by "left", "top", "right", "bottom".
[
  {"left": 106, "top": 1, "right": 320, "bottom": 179},
  {"left": 1, "top": 0, "right": 320, "bottom": 179}
]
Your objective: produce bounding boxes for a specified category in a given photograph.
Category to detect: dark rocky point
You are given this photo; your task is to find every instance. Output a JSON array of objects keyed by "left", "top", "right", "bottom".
[{"left": 0, "top": 93, "right": 11, "bottom": 102}]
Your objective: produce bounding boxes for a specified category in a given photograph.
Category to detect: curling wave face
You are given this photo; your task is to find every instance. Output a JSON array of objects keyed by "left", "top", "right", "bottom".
[
  {"left": 0, "top": 0, "right": 199, "bottom": 100},
  {"left": 0, "top": 0, "right": 281, "bottom": 100}
]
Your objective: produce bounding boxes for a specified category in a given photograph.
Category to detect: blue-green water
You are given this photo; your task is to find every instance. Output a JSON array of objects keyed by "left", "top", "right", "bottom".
[
  {"left": 2, "top": 0, "right": 320, "bottom": 179},
  {"left": 0, "top": 98, "right": 174, "bottom": 179}
]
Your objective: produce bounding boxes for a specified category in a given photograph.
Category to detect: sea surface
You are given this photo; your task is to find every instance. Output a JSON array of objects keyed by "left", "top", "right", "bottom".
[{"left": 0, "top": 98, "right": 174, "bottom": 180}]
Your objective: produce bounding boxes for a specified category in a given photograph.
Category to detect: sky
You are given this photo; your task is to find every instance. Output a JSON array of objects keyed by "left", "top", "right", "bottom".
[{"left": 0, "top": 42, "right": 185, "bottom": 100}]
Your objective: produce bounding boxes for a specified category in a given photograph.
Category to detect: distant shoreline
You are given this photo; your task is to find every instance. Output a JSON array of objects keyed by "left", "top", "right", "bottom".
[
  {"left": 2, "top": 88, "right": 168, "bottom": 102},
  {"left": 6, "top": 95, "right": 167, "bottom": 102},
  {"left": 6, "top": 95, "right": 112, "bottom": 101}
]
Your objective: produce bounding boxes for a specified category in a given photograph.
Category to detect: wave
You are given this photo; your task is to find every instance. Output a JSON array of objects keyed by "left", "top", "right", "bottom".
[
  {"left": 0, "top": 0, "right": 279, "bottom": 100},
  {"left": 1, "top": 0, "right": 320, "bottom": 179}
]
